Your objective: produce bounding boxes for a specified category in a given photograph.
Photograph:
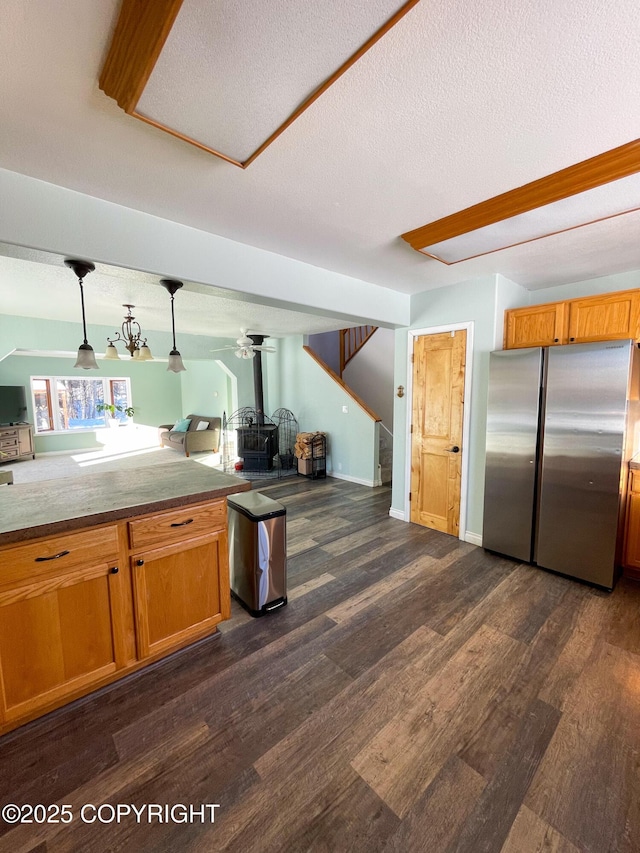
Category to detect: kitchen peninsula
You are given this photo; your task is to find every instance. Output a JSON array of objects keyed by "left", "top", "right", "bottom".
[{"left": 0, "top": 462, "right": 250, "bottom": 735}]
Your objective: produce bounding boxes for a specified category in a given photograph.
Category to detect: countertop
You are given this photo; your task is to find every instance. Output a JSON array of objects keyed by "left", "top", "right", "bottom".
[{"left": 0, "top": 461, "right": 251, "bottom": 545}]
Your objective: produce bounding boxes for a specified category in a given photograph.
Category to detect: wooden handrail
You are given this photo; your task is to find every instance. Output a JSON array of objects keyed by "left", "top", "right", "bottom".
[
  {"left": 303, "top": 346, "right": 381, "bottom": 422},
  {"left": 339, "top": 326, "right": 378, "bottom": 375}
]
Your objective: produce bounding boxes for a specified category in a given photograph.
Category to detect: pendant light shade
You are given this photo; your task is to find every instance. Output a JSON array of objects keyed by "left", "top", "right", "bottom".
[
  {"left": 104, "top": 342, "right": 121, "bottom": 360},
  {"left": 168, "top": 350, "right": 186, "bottom": 372},
  {"left": 160, "top": 279, "right": 187, "bottom": 373},
  {"left": 65, "top": 259, "right": 99, "bottom": 370}
]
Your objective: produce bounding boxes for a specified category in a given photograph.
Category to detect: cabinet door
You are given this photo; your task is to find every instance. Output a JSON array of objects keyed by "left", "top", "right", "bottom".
[
  {"left": 0, "top": 562, "right": 124, "bottom": 724},
  {"left": 131, "top": 531, "right": 230, "bottom": 659},
  {"left": 18, "top": 426, "right": 34, "bottom": 458},
  {"left": 624, "top": 476, "right": 640, "bottom": 570},
  {"left": 567, "top": 291, "right": 640, "bottom": 343},
  {"left": 504, "top": 303, "right": 567, "bottom": 349}
]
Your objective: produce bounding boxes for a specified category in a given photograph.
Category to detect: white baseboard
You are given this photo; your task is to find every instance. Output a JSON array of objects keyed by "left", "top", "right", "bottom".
[
  {"left": 388, "top": 507, "right": 406, "bottom": 521},
  {"left": 326, "top": 470, "right": 377, "bottom": 487},
  {"left": 34, "top": 449, "right": 82, "bottom": 457}
]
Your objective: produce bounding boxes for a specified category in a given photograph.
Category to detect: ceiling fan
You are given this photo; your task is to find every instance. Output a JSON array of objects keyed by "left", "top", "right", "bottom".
[{"left": 210, "top": 330, "right": 276, "bottom": 360}]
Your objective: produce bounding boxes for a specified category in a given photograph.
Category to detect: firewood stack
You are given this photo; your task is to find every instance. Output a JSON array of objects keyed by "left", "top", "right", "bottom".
[{"left": 294, "top": 432, "right": 326, "bottom": 459}]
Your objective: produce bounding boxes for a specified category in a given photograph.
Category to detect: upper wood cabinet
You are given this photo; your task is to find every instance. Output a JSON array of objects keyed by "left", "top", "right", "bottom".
[
  {"left": 504, "top": 289, "right": 640, "bottom": 349},
  {"left": 567, "top": 290, "right": 640, "bottom": 343},
  {"left": 504, "top": 302, "right": 567, "bottom": 349}
]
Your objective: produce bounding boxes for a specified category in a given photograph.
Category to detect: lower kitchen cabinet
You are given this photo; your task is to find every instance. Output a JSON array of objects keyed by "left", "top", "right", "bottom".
[
  {"left": 0, "top": 523, "right": 131, "bottom": 725},
  {"left": 131, "top": 530, "right": 230, "bottom": 659},
  {"left": 0, "top": 496, "right": 233, "bottom": 734},
  {"left": 623, "top": 470, "right": 640, "bottom": 577}
]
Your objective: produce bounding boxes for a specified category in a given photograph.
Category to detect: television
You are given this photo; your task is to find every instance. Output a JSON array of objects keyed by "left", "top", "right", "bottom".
[{"left": 0, "top": 385, "right": 28, "bottom": 425}]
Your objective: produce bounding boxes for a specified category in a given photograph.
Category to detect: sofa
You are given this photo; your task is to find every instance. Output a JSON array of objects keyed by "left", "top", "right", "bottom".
[{"left": 158, "top": 414, "right": 221, "bottom": 457}]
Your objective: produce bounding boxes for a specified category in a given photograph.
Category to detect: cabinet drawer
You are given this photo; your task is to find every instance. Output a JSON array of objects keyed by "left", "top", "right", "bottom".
[
  {"left": 0, "top": 448, "right": 18, "bottom": 459},
  {"left": 0, "top": 437, "right": 18, "bottom": 450},
  {"left": 128, "top": 500, "right": 226, "bottom": 551},
  {"left": 0, "top": 526, "right": 120, "bottom": 588}
]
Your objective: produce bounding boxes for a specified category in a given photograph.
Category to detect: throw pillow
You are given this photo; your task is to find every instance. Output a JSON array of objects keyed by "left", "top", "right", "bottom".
[
  {"left": 195, "top": 420, "right": 210, "bottom": 431},
  {"left": 172, "top": 418, "right": 191, "bottom": 432}
]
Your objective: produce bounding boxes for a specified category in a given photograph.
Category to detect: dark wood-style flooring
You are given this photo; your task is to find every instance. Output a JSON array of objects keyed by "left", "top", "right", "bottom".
[{"left": 1, "top": 476, "right": 640, "bottom": 852}]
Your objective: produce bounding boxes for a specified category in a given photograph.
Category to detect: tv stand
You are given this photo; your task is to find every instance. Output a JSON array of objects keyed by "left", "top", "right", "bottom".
[{"left": 0, "top": 424, "right": 34, "bottom": 464}]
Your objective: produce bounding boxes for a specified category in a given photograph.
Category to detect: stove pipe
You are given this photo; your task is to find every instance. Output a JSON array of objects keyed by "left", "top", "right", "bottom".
[{"left": 248, "top": 334, "right": 267, "bottom": 425}]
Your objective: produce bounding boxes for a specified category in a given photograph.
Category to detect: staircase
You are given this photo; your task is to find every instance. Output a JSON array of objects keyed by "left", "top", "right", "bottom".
[{"left": 340, "top": 326, "right": 377, "bottom": 376}]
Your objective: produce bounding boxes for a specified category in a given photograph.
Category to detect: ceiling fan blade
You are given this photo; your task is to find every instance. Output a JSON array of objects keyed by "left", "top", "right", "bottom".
[
  {"left": 251, "top": 345, "right": 276, "bottom": 352},
  {"left": 209, "top": 346, "right": 236, "bottom": 352}
]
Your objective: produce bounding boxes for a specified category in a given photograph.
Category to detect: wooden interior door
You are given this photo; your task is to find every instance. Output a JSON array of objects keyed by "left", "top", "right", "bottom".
[{"left": 410, "top": 330, "right": 466, "bottom": 535}]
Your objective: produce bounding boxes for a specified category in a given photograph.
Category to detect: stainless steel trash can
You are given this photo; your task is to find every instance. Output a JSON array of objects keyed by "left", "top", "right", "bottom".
[{"left": 227, "top": 491, "right": 287, "bottom": 617}]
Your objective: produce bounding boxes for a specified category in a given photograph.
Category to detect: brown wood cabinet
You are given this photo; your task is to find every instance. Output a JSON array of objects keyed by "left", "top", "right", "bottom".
[
  {"left": 0, "top": 496, "right": 231, "bottom": 734},
  {"left": 623, "top": 469, "right": 640, "bottom": 578},
  {"left": 0, "top": 525, "right": 130, "bottom": 725},
  {"left": 567, "top": 290, "right": 640, "bottom": 344},
  {"left": 129, "top": 501, "right": 230, "bottom": 659},
  {"left": 504, "top": 302, "right": 567, "bottom": 349},
  {"left": 504, "top": 289, "right": 640, "bottom": 349}
]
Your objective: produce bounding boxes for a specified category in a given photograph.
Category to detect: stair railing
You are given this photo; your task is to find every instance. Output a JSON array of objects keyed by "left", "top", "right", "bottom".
[{"left": 339, "top": 325, "right": 378, "bottom": 375}]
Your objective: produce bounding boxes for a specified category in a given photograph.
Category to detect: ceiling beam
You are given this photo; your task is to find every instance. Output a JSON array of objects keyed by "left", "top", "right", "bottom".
[
  {"left": 99, "top": 0, "right": 185, "bottom": 113},
  {"left": 401, "top": 138, "right": 640, "bottom": 252}
]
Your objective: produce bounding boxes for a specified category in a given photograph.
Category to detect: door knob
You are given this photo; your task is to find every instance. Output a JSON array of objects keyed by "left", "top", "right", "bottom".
[{"left": 446, "top": 446, "right": 460, "bottom": 453}]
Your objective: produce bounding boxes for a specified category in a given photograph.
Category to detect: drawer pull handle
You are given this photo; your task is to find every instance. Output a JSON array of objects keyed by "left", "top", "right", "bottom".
[
  {"left": 137, "top": 559, "right": 144, "bottom": 566},
  {"left": 170, "top": 518, "right": 194, "bottom": 527},
  {"left": 111, "top": 566, "right": 119, "bottom": 575},
  {"left": 35, "top": 550, "right": 70, "bottom": 562}
]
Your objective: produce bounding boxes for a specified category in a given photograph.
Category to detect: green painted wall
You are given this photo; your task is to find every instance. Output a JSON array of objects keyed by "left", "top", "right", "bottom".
[
  {"left": 180, "top": 360, "right": 230, "bottom": 419},
  {"left": 0, "top": 314, "right": 255, "bottom": 453},
  {"left": 392, "top": 276, "right": 498, "bottom": 537},
  {"left": 0, "top": 353, "right": 182, "bottom": 453},
  {"left": 391, "top": 268, "right": 640, "bottom": 540},
  {"left": 266, "top": 336, "right": 379, "bottom": 484},
  {"left": 528, "top": 269, "right": 640, "bottom": 305}
]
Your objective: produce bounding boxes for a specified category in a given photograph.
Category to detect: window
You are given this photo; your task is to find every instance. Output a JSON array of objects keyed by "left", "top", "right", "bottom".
[{"left": 31, "top": 376, "right": 132, "bottom": 434}]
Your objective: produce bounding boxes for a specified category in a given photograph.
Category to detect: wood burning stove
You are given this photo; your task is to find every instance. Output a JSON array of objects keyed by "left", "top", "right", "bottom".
[{"left": 236, "top": 423, "right": 279, "bottom": 471}]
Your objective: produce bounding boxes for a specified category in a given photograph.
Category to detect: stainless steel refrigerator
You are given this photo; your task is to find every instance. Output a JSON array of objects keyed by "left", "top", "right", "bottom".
[{"left": 483, "top": 339, "right": 640, "bottom": 589}]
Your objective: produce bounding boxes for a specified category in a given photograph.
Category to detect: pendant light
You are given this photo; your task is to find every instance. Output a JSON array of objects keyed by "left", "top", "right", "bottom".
[
  {"left": 65, "top": 259, "right": 99, "bottom": 370},
  {"left": 160, "top": 279, "right": 186, "bottom": 372}
]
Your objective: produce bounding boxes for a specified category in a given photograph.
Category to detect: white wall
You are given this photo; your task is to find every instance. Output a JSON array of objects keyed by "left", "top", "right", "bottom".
[
  {"left": 342, "top": 327, "right": 395, "bottom": 429},
  {"left": 0, "top": 169, "right": 410, "bottom": 328}
]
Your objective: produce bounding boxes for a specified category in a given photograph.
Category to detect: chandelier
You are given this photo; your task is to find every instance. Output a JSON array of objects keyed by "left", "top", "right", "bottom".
[{"left": 104, "top": 304, "right": 153, "bottom": 360}]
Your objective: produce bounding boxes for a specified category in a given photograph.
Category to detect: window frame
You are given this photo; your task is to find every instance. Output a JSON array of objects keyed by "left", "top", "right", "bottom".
[{"left": 30, "top": 375, "right": 133, "bottom": 435}]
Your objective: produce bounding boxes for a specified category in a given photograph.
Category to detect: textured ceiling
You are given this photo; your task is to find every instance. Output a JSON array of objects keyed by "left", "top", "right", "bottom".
[
  {"left": 1, "top": 0, "right": 640, "bottom": 324},
  {"left": 139, "top": 0, "right": 407, "bottom": 162},
  {"left": 0, "top": 253, "right": 354, "bottom": 340}
]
